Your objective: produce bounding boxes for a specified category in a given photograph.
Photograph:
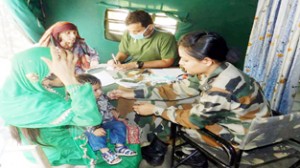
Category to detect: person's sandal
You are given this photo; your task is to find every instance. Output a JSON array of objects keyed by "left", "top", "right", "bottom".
[
  {"left": 115, "top": 145, "right": 137, "bottom": 156},
  {"left": 102, "top": 151, "right": 122, "bottom": 165}
]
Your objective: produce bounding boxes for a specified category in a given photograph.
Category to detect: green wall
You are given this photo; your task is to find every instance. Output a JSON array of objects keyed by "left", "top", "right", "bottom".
[{"left": 43, "top": 0, "right": 258, "bottom": 69}]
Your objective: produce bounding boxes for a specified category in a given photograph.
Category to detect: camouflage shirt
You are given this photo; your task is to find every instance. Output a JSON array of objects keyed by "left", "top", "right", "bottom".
[{"left": 134, "top": 62, "right": 271, "bottom": 143}]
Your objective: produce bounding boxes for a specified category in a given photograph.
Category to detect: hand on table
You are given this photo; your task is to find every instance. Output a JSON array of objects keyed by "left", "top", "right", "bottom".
[{"left": 133, "top": 102, "right": 155, "bottom": 116}]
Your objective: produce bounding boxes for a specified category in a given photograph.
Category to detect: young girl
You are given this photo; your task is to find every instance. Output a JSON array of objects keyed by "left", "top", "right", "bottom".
[
  {"left": 39, "top": 21, "right": 99, "bottom": 74},
  {"left": 76, "top": 74, "right": 137, "bottom": 165}
]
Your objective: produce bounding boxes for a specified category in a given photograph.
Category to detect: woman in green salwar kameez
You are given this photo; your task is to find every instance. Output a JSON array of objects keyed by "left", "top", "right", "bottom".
[{"left": 0, "top": 46, "right": 102, "bottom": 167}]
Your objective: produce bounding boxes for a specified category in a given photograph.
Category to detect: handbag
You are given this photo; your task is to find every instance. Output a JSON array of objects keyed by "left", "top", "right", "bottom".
[{"left": 121, "top": 120, "right": 140, "bottom": 144}]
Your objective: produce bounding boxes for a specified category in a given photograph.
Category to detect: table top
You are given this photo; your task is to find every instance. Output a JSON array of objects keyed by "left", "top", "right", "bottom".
[{"left": 88, "top": 65, "right": 184, "bottom": 89}]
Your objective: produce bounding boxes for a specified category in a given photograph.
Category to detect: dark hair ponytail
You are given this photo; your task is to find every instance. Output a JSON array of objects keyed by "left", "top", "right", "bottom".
[
  {"left": 178, "top": 31, "right": 240, "bottom": 63},
  {"left": 226, "top": 47, "right": 241, "bottom": 63}
]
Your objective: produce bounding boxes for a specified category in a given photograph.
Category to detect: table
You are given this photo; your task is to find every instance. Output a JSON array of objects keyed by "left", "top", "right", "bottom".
[{"left": 88, "top": 65, "right": 200, "bottom": 143}]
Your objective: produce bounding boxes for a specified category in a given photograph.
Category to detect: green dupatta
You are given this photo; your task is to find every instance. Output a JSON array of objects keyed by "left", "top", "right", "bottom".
[{"left": 0, "top": 47, "right": 102, "bottom": 166}]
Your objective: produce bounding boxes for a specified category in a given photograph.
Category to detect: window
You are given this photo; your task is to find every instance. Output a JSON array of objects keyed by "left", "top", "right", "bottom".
[
  {"left": 153, "top": 13, "right": 177, "bottom": 34},
  {"left": 104, "top": 9, "right": 178, "bottom": 41}
]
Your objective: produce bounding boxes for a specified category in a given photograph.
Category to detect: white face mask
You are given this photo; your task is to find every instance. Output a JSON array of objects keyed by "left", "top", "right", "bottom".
[{"left": 129, "top": 26, "right": 149, "bottom": 40}]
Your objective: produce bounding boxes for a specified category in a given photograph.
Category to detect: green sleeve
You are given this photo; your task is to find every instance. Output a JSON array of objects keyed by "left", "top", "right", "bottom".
[
  {"left": 61, "top": 83, "right": 102, "bottom": 126},
  {"left": 160, "top": 33, "right": 177, "bottom": 59}
]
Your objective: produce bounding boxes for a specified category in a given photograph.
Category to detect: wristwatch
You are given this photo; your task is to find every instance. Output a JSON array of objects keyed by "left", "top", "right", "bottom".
[{"left": 136, "top": 61, "right": 144, "bottom": 69}]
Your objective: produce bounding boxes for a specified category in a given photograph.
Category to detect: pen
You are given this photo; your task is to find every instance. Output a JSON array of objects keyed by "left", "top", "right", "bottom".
[{"left": 111, "top": 53, "right": 118, "bottom": 64}]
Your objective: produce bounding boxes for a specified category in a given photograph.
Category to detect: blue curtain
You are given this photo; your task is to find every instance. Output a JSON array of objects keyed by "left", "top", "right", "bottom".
[{"left": 244, "top": 0, "right": 300, "bottom": 114}]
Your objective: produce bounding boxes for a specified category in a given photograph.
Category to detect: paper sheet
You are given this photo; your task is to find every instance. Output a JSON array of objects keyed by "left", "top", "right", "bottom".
[{"left": 93, "top": 71, "right": 115, "bottom": 86}]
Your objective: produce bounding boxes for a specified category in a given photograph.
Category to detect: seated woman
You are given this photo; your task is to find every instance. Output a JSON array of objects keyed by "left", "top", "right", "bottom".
[
  {"left": 0, "top": 46, "right": 141, "bottom": 167},
  {"left": 0, "top": 46, "right": 101, "bottom": 166},
  {"left": 110, "top": 31, "right": 271, "bottom": 166},
  {"left": 39, "top": 21, "right": 99, "bottom": 74}
]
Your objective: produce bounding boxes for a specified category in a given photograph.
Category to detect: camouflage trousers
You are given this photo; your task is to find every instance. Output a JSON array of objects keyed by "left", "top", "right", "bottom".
[
  {"left": 124, "top": 111, "right": 172, "bottom": 144},
  {"left": 118, "top": 97, "right": 199, "bottom": 144}
]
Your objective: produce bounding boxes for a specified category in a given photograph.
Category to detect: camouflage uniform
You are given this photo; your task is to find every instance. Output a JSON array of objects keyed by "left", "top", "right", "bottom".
[{"left": 129, "top": 62, "right": 271, "bottom": 144}]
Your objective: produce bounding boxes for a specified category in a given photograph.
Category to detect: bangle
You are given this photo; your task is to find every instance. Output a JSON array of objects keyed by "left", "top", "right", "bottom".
[{"left": 137, "top": 61, "right": 144, "bottom": 69}]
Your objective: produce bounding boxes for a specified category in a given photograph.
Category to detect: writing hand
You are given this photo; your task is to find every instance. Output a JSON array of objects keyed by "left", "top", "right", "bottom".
[
  {"left": 114, "top": 62, "right": 137, "bottom": 71},
  {"left": 107, "top": 59, "right": 120, "bottom": 67}
]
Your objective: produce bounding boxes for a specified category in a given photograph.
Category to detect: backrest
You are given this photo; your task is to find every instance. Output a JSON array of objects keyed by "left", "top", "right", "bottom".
[{"left": 239, "top": 112, "right": 300, "bottom": 150}]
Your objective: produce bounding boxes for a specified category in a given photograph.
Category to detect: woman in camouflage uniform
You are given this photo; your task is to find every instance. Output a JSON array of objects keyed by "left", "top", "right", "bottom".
[{"left": 111, "top": 31, "right": 271, "bottom": 166}]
